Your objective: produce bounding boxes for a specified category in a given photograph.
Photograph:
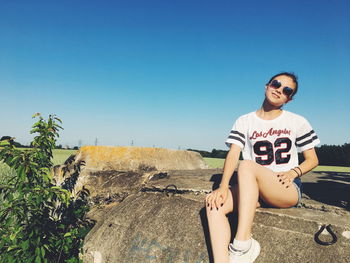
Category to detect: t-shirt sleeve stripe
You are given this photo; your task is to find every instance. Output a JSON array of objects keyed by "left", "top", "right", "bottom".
[
  {"left": 230, "top": 130, "right": 245, "bottom": 139},
  {"left": 227, "top": 135, "right": 245, "bottom": 146},
  {"left": 296, "top": 130, "right": 315, "bottom": 142},
  {"left": 296, "top": 135, "right": 319, "bottom": 147},
  {"left": 226, "top": 117, "right": 246, "bottom": 149},
  {"left": 295, "top": 117, "right": 320, "bottom": 152}
]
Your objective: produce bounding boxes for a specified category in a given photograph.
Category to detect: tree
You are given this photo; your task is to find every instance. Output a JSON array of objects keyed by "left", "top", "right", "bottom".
[
  {"left": 0, "top": 114, "right": 92, "bottom": 262},
  {"left": 0, "top": 136, "right": 23, "bottom": 148}
]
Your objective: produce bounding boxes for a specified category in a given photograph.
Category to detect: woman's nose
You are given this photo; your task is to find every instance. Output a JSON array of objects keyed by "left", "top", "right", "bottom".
[{"left": 275, "top": 88, "right": 282, "bottom": 94}]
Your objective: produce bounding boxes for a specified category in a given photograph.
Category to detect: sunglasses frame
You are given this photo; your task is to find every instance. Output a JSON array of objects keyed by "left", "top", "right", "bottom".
[{"left": 268, "top": 79, "right": 294, "bottom": 98}]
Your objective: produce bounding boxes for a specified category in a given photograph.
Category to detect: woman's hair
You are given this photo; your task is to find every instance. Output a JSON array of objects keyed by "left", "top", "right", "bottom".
[{"left": 267, "top": 72, "right": 299, "bottom": 98}]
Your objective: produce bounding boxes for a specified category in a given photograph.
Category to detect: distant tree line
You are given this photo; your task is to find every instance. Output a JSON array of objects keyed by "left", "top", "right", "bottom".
[
  {"left": 187, "top": 148, "right": 228, "bottom": 159},
  {"left": 0, "top": 136, "right": 79, "bottom": 150},
  {"left": 299, "top": 143, "right": 350, "bottom": 167},
  {"left": 189, "top": 143, "right": 350, "bottom": 167},
  {"left": 0, "top": 136, "right": 28, "bottom": 148},
  {"left": 56, "top": 144, "right": 79, "bottom": 150}
]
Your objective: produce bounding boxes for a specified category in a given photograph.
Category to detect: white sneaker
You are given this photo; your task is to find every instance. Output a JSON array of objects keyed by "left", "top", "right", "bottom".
[{"left": 228, "top": 238, "right": 260, "bottom": 263}]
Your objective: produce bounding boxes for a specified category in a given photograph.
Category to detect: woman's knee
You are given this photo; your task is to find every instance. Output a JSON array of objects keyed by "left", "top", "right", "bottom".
[
  {"left": 237, "top": 160, "right": 256, "bottom": 179},
  {"left": 206, "top": 204, "right": 224, "bottom": 219},
  {"left": 205, "top": 200, "right": 232, "bottom": 217},
  {"left": 238, "top": 160, "right": 255, "bottom": 171}
]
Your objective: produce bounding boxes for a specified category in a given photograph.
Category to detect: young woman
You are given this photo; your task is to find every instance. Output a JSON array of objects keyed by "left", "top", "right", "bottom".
[{"left": 205, "top": 72, "right": 320, "bottom": 263}]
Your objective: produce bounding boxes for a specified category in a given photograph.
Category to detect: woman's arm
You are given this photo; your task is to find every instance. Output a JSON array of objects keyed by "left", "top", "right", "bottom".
[
  {"left": 206, "top": 144, "right": 241, "bottom": 209},
  {"left": 269, "top": 148, "right": 319, "bottom": 188},
  {"left": 297, "top": 147, "right": 319, "bottom": 176},
  {"left": 220, "top": 144, "right": 241, "bottom": 187}
]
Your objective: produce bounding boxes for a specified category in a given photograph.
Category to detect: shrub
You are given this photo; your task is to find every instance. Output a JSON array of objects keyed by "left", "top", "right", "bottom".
[{"left": 0, "top": 114, "right": 93, "bottom": 263}]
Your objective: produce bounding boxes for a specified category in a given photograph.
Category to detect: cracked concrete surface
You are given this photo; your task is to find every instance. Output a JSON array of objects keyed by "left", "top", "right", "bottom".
[
  {"left": 54, "top": 148, "right": 350, "bottom": 262},
  {"left": 80, "top": 168, "right": 350, "bottom": 263}
]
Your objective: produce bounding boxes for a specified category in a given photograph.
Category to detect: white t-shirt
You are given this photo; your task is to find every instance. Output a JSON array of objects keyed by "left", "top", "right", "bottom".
[{"left": 225, "top": 110, "right": 320, "bottom": 172}]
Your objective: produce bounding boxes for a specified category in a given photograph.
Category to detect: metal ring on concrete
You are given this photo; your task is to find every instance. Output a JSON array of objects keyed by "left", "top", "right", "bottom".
[
  {"left": 164, "top": 184, "right": 178, "bottom": 197},
  {"left": 314, "top": 224, "right": 337, "bottom": 246}
]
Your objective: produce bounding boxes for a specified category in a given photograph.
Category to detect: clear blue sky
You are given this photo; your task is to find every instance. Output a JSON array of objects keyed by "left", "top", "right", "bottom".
[{"left": 1, "top": 0, "right": 349, "bottom": 150}]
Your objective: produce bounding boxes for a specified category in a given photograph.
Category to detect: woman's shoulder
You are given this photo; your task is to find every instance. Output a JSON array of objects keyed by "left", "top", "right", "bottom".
[
  {"left": 283, "top": 110, "right": 308, "bottom": 122},
  {"left": 233, "top": 111, "right": 256, "bottom": 124},
  {"left": 237, "top": 111, "right": 256, "bottom": 120},
  {"left": 283, "top": 111, "right": 312, "bottom": 128}
]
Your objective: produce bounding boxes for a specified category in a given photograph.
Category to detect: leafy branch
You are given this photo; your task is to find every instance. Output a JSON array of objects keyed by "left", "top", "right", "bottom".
[{"left": 0, "top": 114, "right": 92, "bottom": 263}]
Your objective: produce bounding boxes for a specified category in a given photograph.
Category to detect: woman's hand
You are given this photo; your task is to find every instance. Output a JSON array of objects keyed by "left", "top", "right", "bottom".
[
  {"left": 276, "top": 170, "right": 298, "bottom": 188},
  {"left": 205, "top": 185, "right": 230, "bottom": 211}
]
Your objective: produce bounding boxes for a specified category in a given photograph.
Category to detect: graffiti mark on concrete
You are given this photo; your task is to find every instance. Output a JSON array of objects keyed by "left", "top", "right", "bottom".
[{"left": 127, "top": 232, "right": 207, "bottom": 262}]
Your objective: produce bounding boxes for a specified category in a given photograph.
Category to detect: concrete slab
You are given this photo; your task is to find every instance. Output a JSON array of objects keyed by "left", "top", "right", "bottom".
[
  {"left": 252, "top": 223, "right": 350, "bottom": 263},
  {"left": 84, "top": 169, "right": 350, "bottom": 262},
  {"left": 145, "top": 168, "right": 219, "bottom": 193},
  {"left": 300, "top": 171, "right": 350, "bottom": 210},
  {"left": 144, "top": 169, "right": 350, "bottom": 211},
  {"left": 83, "top": 191, "right": 350, "bottom": 263},
  {"left": 83, "top": 192, "right": 209, "bottom": 263}
]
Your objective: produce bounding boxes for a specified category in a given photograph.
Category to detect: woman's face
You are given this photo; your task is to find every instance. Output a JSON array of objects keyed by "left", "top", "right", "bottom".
[{"left": 265, "top": 75, "right": 297, "bottom": 107}]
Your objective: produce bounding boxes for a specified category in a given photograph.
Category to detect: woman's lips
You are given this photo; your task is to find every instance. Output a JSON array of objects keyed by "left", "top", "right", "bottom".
[{"left": 272, "top": 92, "right": 280, "bottom": 99}]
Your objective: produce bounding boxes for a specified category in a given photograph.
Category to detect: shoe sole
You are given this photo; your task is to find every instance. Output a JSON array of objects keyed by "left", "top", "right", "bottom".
[
  {"left": 250, "top": 241, "right": 261, "bottom": 263},
  {"left": 228, "top": 240, "right": 261, "bottom": 263}
]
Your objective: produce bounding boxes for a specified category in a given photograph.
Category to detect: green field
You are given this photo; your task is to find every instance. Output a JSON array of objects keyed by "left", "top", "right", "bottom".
[
  {"left": 204, "top": 157, "right": 226, "bottom": 169},
  {"left": 52, "top": 149, "right": 76, "bottom": 165},
  {"left": 203, "top": 157, "right": 350, "bottom": 173},
  {"left": 0, "top": 149, "right": 76, "bottom": 181}
]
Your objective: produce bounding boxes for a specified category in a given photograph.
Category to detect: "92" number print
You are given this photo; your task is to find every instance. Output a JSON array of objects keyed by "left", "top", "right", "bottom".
[{"left": 253, "top": 138, "right": 292, "bottom": 165}]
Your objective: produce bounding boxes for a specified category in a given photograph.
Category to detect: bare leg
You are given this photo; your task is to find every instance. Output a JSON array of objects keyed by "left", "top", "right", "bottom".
[
  {"left": 235, "top": 160, "right": 299, "bottom": 241},
  {"left": 206, "top": 185, "right": 261, "bottom": 262},
  {"left": 206, "top": 186, "right": 236, "bottom": 263}
]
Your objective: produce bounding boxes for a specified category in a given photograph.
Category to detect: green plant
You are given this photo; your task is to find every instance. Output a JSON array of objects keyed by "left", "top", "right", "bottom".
[{"left": 0, "top": 114, "right": 92, "bottom": 263}]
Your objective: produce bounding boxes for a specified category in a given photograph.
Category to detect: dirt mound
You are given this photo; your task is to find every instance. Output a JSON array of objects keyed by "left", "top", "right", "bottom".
[
  {"left": 75, "top": 146, "right": 208, "bottom": 171},
  {"left": 53, "top": 146, "right": 209, "bottom": 205}
]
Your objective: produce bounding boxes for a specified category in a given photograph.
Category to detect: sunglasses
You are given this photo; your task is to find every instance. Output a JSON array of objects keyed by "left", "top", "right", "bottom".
[{"left": 269, "top": 79, "right": 294, "bottom": 98}]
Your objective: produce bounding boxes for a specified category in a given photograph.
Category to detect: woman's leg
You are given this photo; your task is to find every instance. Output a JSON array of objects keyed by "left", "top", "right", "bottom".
[
  {"left": 235, "top": 160, "right": 299, "bottom": 241},
  {"left": 206, "top": 185, "right": 261, "bottom": 262},
  {"left": 206, "top": 186, "right": 236, "bottom": 263}
]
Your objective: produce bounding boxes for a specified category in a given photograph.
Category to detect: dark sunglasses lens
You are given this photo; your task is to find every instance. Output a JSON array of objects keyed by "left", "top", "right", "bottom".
[
  {"left": 270, "top": 79, "right": 281, "bottom": 88},
  {"left": 283, "top": 87, "right": 293, "bottom": 97}
]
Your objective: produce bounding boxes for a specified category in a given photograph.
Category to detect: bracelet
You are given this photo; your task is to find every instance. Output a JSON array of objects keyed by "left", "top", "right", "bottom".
[
  {"left": 295, "top": 167, "right": 303, "bottom": 177},
  {"left": 291, "top": 168, "right": 300, "bottom": 177}
]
